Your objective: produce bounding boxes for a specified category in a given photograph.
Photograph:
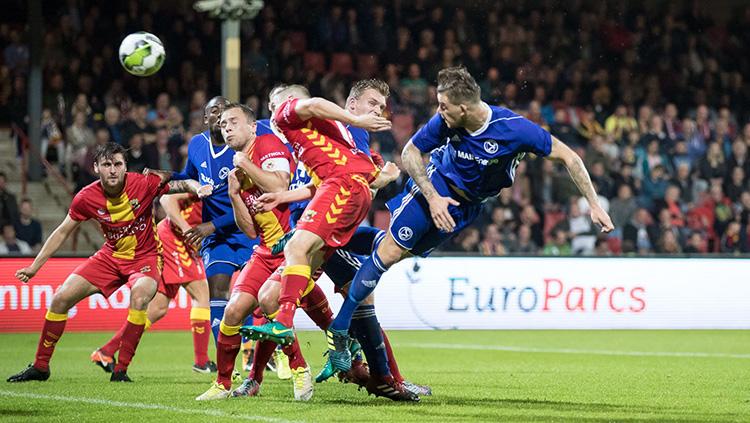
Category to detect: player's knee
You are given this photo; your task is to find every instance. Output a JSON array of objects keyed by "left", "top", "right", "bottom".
[
  {"left": 149, "top": 304, "right": 168, "bottom": 322},
  {"left": 283, "top": 235, "right": 311, "bottom": 262},
  {"left": 208, "top": 275, "right": 231, "bottom": 298},
  {"left": 130, "top": 280, "right": 157, "bottom": 310},
  {"left": 222, "top": 303, "right": 246, "bottom": 326},
  {"left": 361, "top": 292, "right": 375, "bottom": 305},
  {"left": 49, "top": 292, "right": 74, "bottom": 314},
  {"left": 259, "top": 292, "right": 279, "bottom": 316},
  {"left": 377, "top": 236, "right": 406, "bottom": 266}
]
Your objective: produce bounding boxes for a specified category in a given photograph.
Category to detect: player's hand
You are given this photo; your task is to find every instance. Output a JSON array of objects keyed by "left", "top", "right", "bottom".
[
  {"left": 427, "top": 194, "right": 460, "bottom": 233},
  {"left": 380, "top": 161, "right": 401, "bottom": 184},
  {"left": 184, "top": 222, "right": 216, "bottom": 246},
  {"left": 233, "top": 152, "right": 250, "bottom": 169},
  {"left": 15, "top": 266, "right": 37, "bottom": 283},
  {"left": 196, "top": 184, "right": 213, "bottom": 198},
  {"left": 590, "top": 205, "right": 615, "bottom": 233},
  {"left": 252, "top": 192, "right": 282, "bottom": 213},
  {"left": 143, "top": 168, "right": 171, "bottom": 186},
  {"left": 228, "top": 169, "right": 241, "bottom": 196},
  {"left": 353, "top": 114, "right": 392, "bottom": 132}
]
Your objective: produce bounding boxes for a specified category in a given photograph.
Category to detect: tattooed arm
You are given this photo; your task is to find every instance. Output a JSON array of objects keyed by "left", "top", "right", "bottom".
[
  {"left": 546, "top": 136, "right": 614, "bottom": 232},
  {"left": 401, "top": 140, "right": 459, "bottom": 232}
]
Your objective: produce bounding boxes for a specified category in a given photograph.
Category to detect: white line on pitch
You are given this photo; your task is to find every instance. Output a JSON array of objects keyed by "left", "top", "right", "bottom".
[
  {"left": 0, "top": 390, "right": 302, "bottom": 423},
  {"left": 398, "top": 342, "right": 750, "bottom": 359}
]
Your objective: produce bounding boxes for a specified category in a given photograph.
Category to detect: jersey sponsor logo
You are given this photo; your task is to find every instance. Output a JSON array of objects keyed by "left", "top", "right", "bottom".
[
  {"left": 103, "top": 215, "right": 149, "bottom": 242},
  {"left": 199, "top": 173, "right": 215, "bottom": 186},
  {"left": 200, "top": 161, "right": 208, "bottom": 168},
  {"left": 455, "top": 149, "right": 500, "bottom": 166},
  {"left": 484, "top": 140, "right": 499, "bottom": 154},
  {"left": 398, "top": 227, "right": 414, "bottom": 241}
]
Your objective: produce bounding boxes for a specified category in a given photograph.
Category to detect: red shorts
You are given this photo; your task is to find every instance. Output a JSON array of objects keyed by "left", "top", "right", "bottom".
[
  {"left": 232, "top": 246, "right": 284, "bottom": 298},
  {"left": 158, "top": 220, "right": 205, "bottom": 288},
  {"left": 73, "top": 250, "right": 162, "bottom": 297},
  {"left": 296, "top": 175, "right": 372, "bottom": 248}
]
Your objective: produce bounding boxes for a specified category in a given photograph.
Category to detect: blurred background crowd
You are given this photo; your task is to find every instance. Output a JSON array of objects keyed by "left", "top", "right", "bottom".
[{"left": 3, "top": 0, "right": 750, "bottom": 255}]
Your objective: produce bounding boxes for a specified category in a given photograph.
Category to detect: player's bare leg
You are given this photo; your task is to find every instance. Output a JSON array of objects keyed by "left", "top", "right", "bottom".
[
  {"left": 196, "top": 291, "right": 257, "bottom": 400},
  {"left": 9, "top": 274, "right": 99, "bottom": 382},
  {"left": 183, "top": 279, "right": 214, "bottom": 372}
]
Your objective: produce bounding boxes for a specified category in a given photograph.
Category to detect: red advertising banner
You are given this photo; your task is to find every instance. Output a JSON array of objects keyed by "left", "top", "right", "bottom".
[{"left": 0, "top": 258, "right": 193, "bottom": 333}]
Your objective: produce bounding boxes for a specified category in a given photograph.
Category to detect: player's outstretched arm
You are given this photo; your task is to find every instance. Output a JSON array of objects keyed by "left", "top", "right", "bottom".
[
  {"left": 293, "top": 98, "right": 391, "bottom": 132},
  {"left": 401, "top": 140, "right": 459, "bottom": 232},
  {"left": 546, "top": 136, "right": 614, "bottom": 233},
  {"left": 370, "top": 161, "right": 401, "bottom": 190},
  {"left": 227, "top": 170, "right": 257, "bottom": 239},
  {"left": 160, "top": 193, "right": 193, "bottom": 234},
  {"left": 16, "top": 215, "right": 81, "bottom": 283},
  {"left": 167, "top": 179, "right": 212, "bottom": 197}
]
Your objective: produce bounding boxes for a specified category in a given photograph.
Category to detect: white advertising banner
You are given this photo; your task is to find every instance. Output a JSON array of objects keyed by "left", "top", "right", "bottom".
[{"left": 294, "top": 257, "right": 750, "bottom": 330}]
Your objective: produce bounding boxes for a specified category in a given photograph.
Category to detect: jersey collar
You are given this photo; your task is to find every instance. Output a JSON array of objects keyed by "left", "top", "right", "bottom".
[
  {"left": 467, "top": 102, "right": 492, "bottom": 137},
  {"left": 202, "top": 131, "right": 230, "bottom": 158}
]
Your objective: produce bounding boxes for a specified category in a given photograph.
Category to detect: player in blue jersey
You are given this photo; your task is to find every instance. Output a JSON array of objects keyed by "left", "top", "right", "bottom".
[
  {"left": 325, "top": 66, "right": 615, "bottom": 372},
  {"left": 169, "top": 96, "right": 259, "bottom": 350}
]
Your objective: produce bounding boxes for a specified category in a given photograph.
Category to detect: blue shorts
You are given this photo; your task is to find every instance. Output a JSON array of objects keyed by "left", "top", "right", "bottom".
[
  {"left": 323, "top": 249, "right": 365, "bottom": 289},
  {"left": 200, "top": 236, "right": 256, "bottom": 277},
  {"left": 386, "top": 169, "right": 482, "bottom": 257}
]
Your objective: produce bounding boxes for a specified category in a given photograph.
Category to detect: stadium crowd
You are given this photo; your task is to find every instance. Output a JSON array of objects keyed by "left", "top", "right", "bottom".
[{"left": 2, "top": 0, "right": 750, "bottom": 255}]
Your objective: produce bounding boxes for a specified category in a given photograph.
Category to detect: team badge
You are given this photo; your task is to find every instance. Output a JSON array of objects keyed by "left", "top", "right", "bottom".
[
  {"left": 219, "top": 167, "right": 231, "bottom": 180},
  {"left": 129, "top": 199, "right": 141, "bottom": 210},
  {"left": 484, "top": 140, "right": 499, "bottom": 154},
  {"left": 97, "top": 209, "right": 106, "bottom": 215},
  {"left": 398, "top": 227, "right": 413, "bottom": 241},
  {"left": 300, "top": 210, "right": 317, "bottom": 223},
  {"left": 140, "top": 265, "right": 151, "bottom": 273}
]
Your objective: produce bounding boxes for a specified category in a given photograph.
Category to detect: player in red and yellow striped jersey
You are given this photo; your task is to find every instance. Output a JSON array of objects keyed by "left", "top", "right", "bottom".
[
  {"left": 196, "top": 103, "right": 318, "bottom": 401},
  {"left": 92, "top": 193, "right": 216, "bottom": 374},
  {"left": 7, "top": 143, "right": 172, "bottom": 383}
]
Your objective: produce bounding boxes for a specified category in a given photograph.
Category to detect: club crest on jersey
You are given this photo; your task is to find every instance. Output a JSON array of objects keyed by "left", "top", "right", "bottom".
[
  {"left": 97, "top": 208, "right": 106, "bottom": 215},
  {"left": 140, "top": 265, "right": 151, "bottom": 273},
  {"left": 219, "top": 167, "right": 231, "bottom": 180},
  {"left": 484, "top": 140, "right": 499, "bottom": 154},
  {"left": 300, "top": 210, "right": 317, "bottom": 223},
  {"left": 398, "top": 227, "right": 413, "bottom": 241},
  {"left": 129, "top": 199, "right": 141, "bottom": 210}
]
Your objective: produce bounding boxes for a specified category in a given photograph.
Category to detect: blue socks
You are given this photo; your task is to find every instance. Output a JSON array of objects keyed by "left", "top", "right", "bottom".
[
  {"left": 330, "top": 250, "right": 388, "bottom": 331},
  {"left": 350, "top": 305, "right": 390, "bottom": 376},
  {"left": 209, "top": 298, "right": 228, "bottom": 346}
]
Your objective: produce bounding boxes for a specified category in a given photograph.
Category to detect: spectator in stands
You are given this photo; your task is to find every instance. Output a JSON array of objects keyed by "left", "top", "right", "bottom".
[
  {"left": 0, "top": 172, "right": 19, "bottom": 227},
  {"left": 0, "top": 223, "right": 31, "bottom": 255},
  {"left": 124, "top": 133, "right": 148, "bottom": 173},
  {"left": 609, "top": 184, "right": 638, "bottom": 231},
  {"left": 479, "top": 224, "right": 506, "bottom": 256},
  {"left": 684, "top": 232, "right": 708, "bottom": 254},
  {"left": 65, "top": 110, "right": 95, "bottom": 180},
  {"left": 623, "top": 208, "right": 657, "bottom": 254},
  {"left": 14, "top": 198, "right": 42, "bottom": 253},
  {"left": 515, "top": 224, "right": 538, "bottom": 254},
  {"left": 147, "top": 92, "right": 170, "bottom": 128},
  {"left": 543, "top": 228, "right": 571, "bottom": 256},
  {"left": 121, "top": 104, "right": 156, "bottom": 144},
  {"left": 144, "top": 127, "right": 179, "bottom": 171}
]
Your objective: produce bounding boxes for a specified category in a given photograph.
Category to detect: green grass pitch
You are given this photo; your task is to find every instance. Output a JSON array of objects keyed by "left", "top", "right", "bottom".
[{"left": 1, "top": 330, "right": 748, "bottom": 422}]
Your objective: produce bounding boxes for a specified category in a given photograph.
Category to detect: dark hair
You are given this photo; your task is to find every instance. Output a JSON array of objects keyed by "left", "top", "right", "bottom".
[
  {"left": 223, "top": 103, "right": 256, "bottom": 123},
  {"left": 93, "top": 142, "right": 127, "bottom": 164},
  {"left": 437, "top": 66, "right": 481, "bottom": 104},
  {"left": 348, "top": 79, "right": 390, "bottom": 102}
]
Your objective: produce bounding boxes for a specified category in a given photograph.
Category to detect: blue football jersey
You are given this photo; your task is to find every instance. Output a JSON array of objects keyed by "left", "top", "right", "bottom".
[
  {"left": 179, "top": 131, "right": 254, "bottom": 245},
  {"left": 412, "top": 104, "right": 552, "bottom": 203}
]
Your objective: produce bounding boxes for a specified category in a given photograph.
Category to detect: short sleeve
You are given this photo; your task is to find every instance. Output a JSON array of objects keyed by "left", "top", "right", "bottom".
[
  {"left": 273, "top": 98, "right": 305, "bottom": 131},
  {"left": 68, "top": 192, "right": 89, "bottom": 221},
  {"left": 257, "top": 135, "right": 293, "bottom": 175},
  {"left": 410, "top": 113, "right": 449, "bottom": 153},
  {"left": 508, "top": 117, "right": 552, "bottom": 157}
]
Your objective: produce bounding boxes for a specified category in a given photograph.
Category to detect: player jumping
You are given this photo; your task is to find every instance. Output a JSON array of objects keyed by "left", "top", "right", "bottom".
[{"left": 325, "top": 66, "right": 615, "bottom": 372}]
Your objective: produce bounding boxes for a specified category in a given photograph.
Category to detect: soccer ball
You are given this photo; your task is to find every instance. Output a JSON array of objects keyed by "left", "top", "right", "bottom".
[{"left": 118, "top": 32, "right": 165, "bottom": 77}]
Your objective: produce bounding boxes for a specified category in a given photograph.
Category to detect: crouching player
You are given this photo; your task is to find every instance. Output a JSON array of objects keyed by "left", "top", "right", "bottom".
[
  {"left": 8, "top": 143, "right": 172, "bottom": 383},
  {"left": 91, "top": 193, "right": 216, "bottom": 374}
]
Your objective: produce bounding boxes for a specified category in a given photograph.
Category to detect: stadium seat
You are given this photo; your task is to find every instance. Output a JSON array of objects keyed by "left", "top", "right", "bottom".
[
  {"left": 330, "top": 52, "right": 354, "bottom": 76},
  {"left": 390, "top": 113, "right": 415, "bottom": 145},
  {"left": 373, "top": 209, "right": 391, "bottom": 230},
  {"left": 288, "top": 31, "right": 307, "bottom": 54},
  {"left": 357, "top": 54, "right": 379, "bottom": 78},
  {"left": 303, "top": 52, "right": 326, "bottom": 74}
]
